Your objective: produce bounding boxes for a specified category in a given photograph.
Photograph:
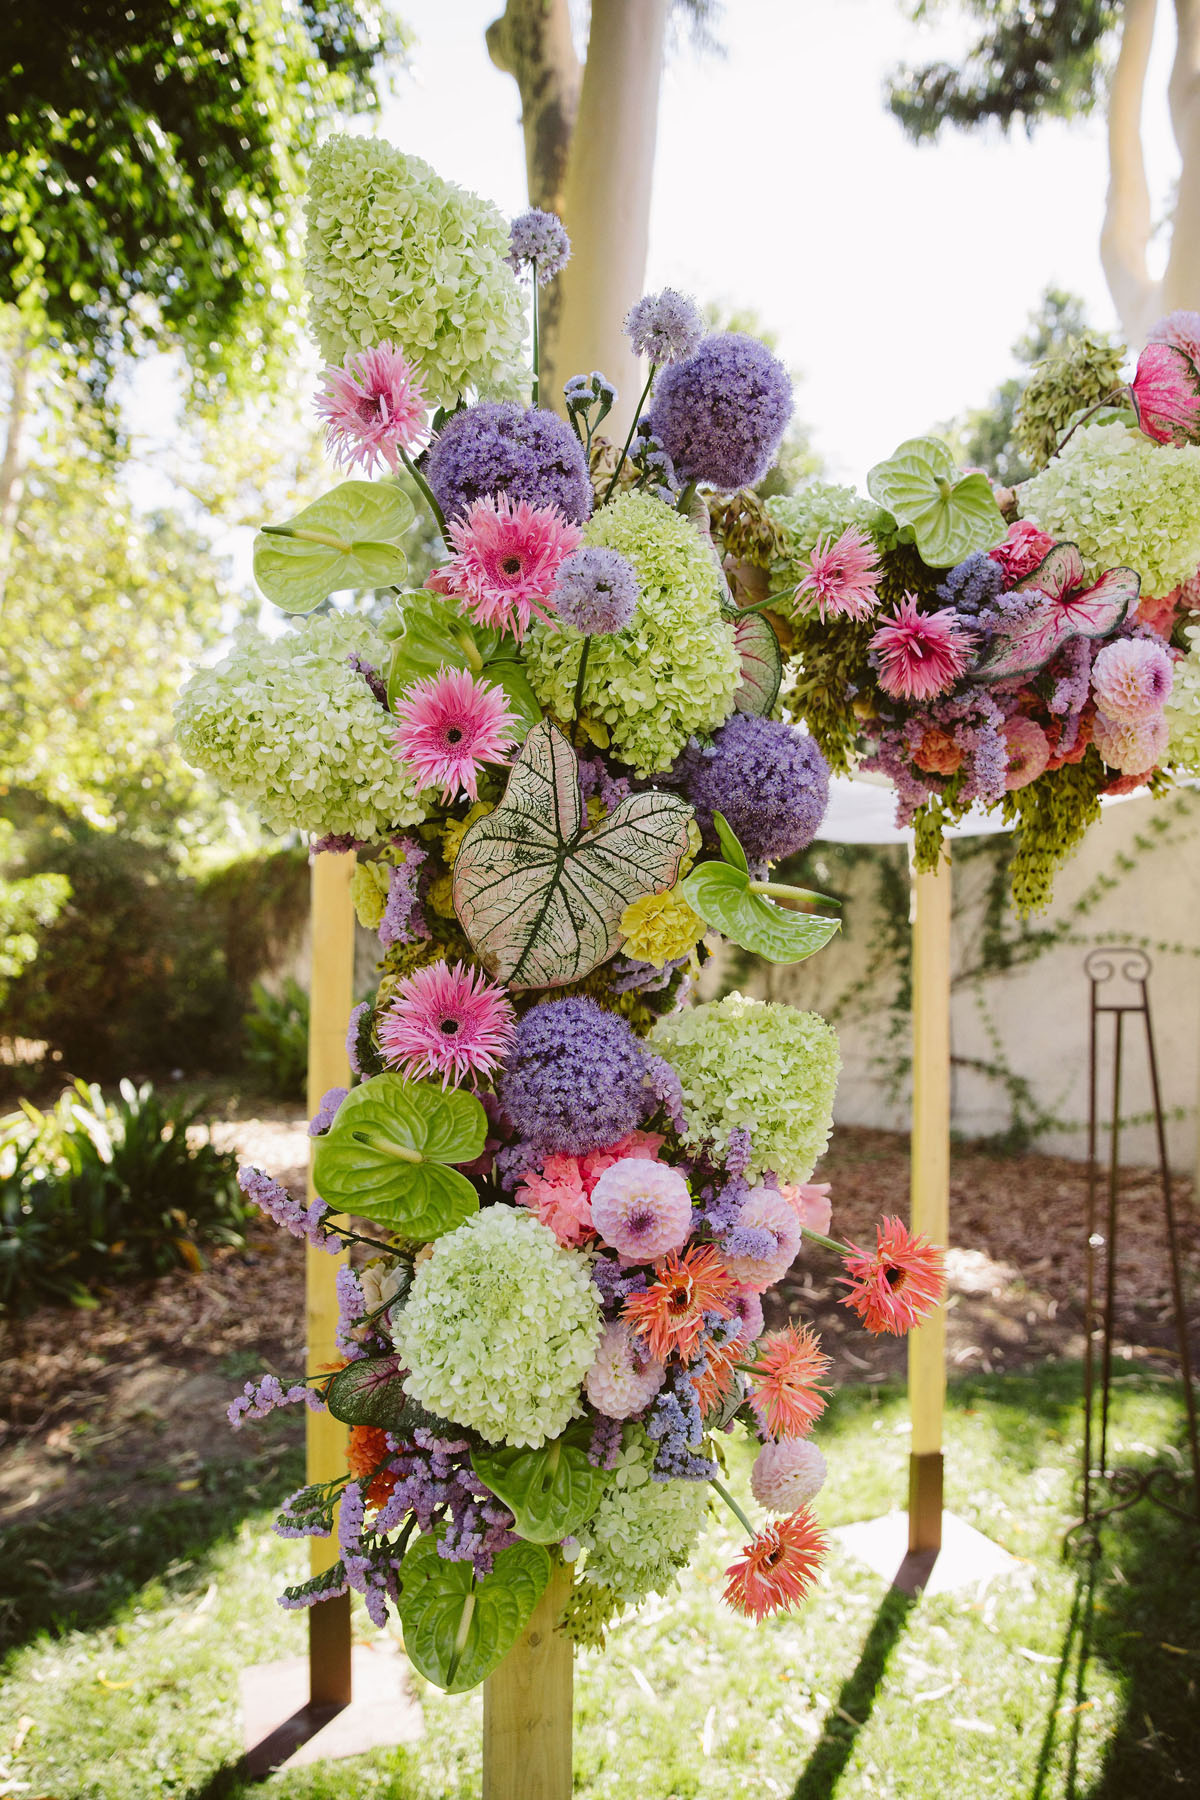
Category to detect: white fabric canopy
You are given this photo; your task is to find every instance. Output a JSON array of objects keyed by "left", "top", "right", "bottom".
[{"left": 815, "top": 771, "right": 1144, "bottom": 847}]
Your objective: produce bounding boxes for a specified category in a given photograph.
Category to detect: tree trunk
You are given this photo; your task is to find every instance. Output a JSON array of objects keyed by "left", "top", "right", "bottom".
[
  {"left": 0, "top": 339, "right": 30, "bottom": 614},
  {"left": 1163, "top": 0, "right": 1200, "bottom": 318},
  {"left": 1100, "top": 0, "right": 1161, "bottom": 343}
]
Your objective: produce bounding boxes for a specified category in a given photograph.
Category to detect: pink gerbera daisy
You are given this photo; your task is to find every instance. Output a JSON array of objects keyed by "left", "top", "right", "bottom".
[
  {"left": 377, "top": 959, "right": 515, "bottom": 1089},
  {"left": 839, "top": 1216, "right": 945, "bottom": 1337},
  {"left": 869, "top": 595, "right": 972, "bottom": 702},
  {"left": 792, "top": 526, "right": 881, "bottom": 622},
  {"left": 315, "top": 342, "right": 427, "bottom": 475},
  {"left": 431, "top": 495, "right": 583, "bottom": 640},
  {"left": 722, "top": 1506, "right": 827, "bottom": 1620},
  {"left": 392, "top": 667, "right": 517, "bottom": 802}
]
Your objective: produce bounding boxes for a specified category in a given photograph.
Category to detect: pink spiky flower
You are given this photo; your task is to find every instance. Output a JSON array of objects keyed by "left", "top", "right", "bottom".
[
  {"left": 839, "top": 1215, "right": 946, "bottom": 1336},
  {"left": 792, "top": 526, "right": 881, "bottom": 622},
  {"left": 392, "top": 667, "right": 517, "bottom": 802},
  {"left": 869, "top": 595, "right": 972, "bottom": 702},
  {"left": 431, "top": 495, "right": 583, "bottom": 640},
  {"left": 377, "top": 959, "right": 515, "bottom": 1089},
  {"left": 722, "top": 1506, "right": 827, "bottom": 1620},
  {"left": 315, "top": 342, "right": 428, "bottom": 475}
]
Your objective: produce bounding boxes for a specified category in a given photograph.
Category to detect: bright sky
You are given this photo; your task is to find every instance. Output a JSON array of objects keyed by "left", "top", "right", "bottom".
[{"left": 389, "top": 0, "right": 1179, "bottom": 484}]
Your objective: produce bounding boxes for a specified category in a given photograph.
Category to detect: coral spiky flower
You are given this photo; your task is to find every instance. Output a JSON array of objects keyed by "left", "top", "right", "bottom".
[
  {"left": 746, "top": 1323, "right": 830, "bottom": 1440},
  {"left": 792, "top": 526, "right": 881, "bottom": 622},
  {"left": 622, "top": 1244, "right": 737, "bottom": 1363},
  {"left": 392, "top": 666, "right": 517, "bottom": 803},
  {"left": 869, "top": 595, "right": 971, "bottom": 702},
  {"left": 316, "top": 342, "right": 428, "bottom": 475},
  {"left": 722, "top": 1505, "right": 827, "bottom": 1620},
  {"left": 377, "top": 959, "right": 516, "bottom": 1090},
  {"left": 688, "top": 1327, "right": 743, "bottom": 1419},
  {"left": 432, "top": 494, "right": 583, "bottom": 640},
  {"left": 839, "top": 1215, "right": 946, "bottom": 1336}
]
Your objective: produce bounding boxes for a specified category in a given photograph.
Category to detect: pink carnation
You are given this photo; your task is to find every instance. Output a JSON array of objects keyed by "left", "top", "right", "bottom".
[
  {"left": 778, "top": 1181, "right": 832, "bottom": 1238},
  {"left": 584, "top": 1320, "right": 667, "bottom": 1418},
  {"left": 516, "top": 1131, "right": 664, "bottom": 1247},
  {"left": 1091, "top": 638, "right": 1174, "bottom": 723},
  {"left": 1002, "top": 716, "right": 1051, "bottom": 791},
  {"left": 989, "top": 520, "right": 1056, "bottom": 585},
  {"left": 590, "top": 1156, "right": 694, "bottom": 1262},
  {"left": 1093, "top": 709, "right": 1168, "bottom": 777},
  {"left": 750, "top": 1438, "right": 828, "bottom": 1512},
  {"left": 722, "top": 1186, "right": 803, "bottom": 1291}
]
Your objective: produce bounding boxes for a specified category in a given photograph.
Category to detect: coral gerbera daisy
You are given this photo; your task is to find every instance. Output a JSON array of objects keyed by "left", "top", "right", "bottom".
[
  {"left": 622, "top": 1244, "right": 737, "bottom": 1363},
  {"left": 746, "top": 1323, "right": 830, "bottom": 1440},
  {"left": 377, "top": 959, "right": 515, "bottom": 1089},
  {"left": 722, "top": 1505, "right": 827, "bottom": 1620},
  {"left": 432, "top": 494, "right": 583, "bottom": 640},
  {"left": 792, "top": 526, "right": 881, "bottom": 622},
  {"left": 839, "top": 1215, "right": 946, "bottom": 1336},
  {"left": 315, "top": 342, "right": 427, "bottom": 475},
  {"left": 392, "top": 667, "right": 517, "bottom": 802},
  {"left": 869, "top": 595, "right": 972, "bottom": 702}
]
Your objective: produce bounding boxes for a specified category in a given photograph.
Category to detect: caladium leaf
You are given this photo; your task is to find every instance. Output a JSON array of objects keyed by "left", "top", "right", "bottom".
[
  {"left": 452, "top": 721, "right": 694, "bottom": 989},
  {"left": 866, "top": 437, "right": 1006, "bottom": 568},
  {"left": 471, "top": 1422, "right": 611, "bottom": 1544},
  {"left": 973, "top": 545, "right": 1139, "bottom": 683},
  {"left": 253, "top": 482, "right": 414, "bottom": 611},
  {"left": 681, "top": 810, "right": 840, "bottom": 964},
  {"left": 312, "top": 1074, "right": 486, "bottom": 1239},
  {"left": 731, "top": 609, "right": 783, "bottom": 715},
  {"left": 323, "top": 1352, "right": 452, "bottom": 1436},
  {"left": 398, "top": 1532, "right": 551, "bottom": 1694}
]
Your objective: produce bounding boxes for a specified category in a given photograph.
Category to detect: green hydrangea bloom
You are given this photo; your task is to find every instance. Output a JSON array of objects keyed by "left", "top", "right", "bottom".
[
  {"left": 393, "top": 1208, "right": 601, "bottom": 1449},
  {"left": 650, "top": 992, "right": 840, "bottom": 1183},
  {"left": 574, "top": 1426, "right": 709, "bottom": 1605},
  {"left": 176, "top": 613, "right": 423, "bottom": 841},
  {"left": 1166, "top": 622, "right": 1200, "bottom": 773},
  {"left": 765, "top": 483, "right": 885, "bottom": 620},
  {"left": 523, "top": 491, "right": 740, "bottom": 775},
  {"left": 304, "top": 135, "right": 528, "bottom": 407},
  {"left": 1020, "top": 423, "right": 1200, "bottom": 599}
]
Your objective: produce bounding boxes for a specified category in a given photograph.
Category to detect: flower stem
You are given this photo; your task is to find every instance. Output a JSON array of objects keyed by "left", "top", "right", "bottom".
[
  {"left": 570, "top": 636, "right": 593, "bottom": 751},
  {"left": 741, "top": 587, "right": 798, "bottom": 615},
  {"left": 531, "top": 264, "right": 540, "bottom": 409},
  {"left": 602, "top": 369, "right": 656, "bottom": 505},
  {"left": 799, "top": 1224, "right": 853, "bottom": 1258},
  {"left": 399, "top": 445, "right": 448, "bottom": 541},
  {"left": 1051, "top": 389, "right": 1127, "bottom": 462},
  {"left": 710, "top": 1475, "right": 756, "bottom": 1538},
  {"left": 675, "top": 480, "right": 698, "bottom": 517}
]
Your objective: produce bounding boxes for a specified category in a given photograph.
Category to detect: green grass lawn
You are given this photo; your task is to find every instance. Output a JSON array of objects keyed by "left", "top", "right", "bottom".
[{"left": 1, "top": 1364, "right": 1197, "bottom": 1799}]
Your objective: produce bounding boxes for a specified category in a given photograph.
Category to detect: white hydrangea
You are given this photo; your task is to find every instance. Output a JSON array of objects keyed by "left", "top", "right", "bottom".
[
  {"left": 393, "top": 1208, "right": 601, "bottom": 1449},
  {"left": 1166, "top": 622, "right": 1200, "bottom": 773},
  {"left": 575, "top": 1425, "right": 710, "bottom": 1604},
  {"left": 175, "top": 613, "right": 423, "bottom": 841}
]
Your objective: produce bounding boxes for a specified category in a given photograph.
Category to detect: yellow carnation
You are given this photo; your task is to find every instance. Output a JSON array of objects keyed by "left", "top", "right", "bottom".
[
  {"left": 427, "top": 872, "right": 457, "bottom": 919},
  {"left": 350, "top": 860, "right": 391, "bottom": 930},
  {"left": 442, "top": 802, "right": 495, "bottom": 867},
  {"left": 619, "top": 887, "right": 706, "bottom": 970}
]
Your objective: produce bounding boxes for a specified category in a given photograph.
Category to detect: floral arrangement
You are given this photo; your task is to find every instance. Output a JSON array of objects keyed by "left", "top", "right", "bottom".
[{"left": 177, "top": 137, "right": 948, "bottom": 1693}]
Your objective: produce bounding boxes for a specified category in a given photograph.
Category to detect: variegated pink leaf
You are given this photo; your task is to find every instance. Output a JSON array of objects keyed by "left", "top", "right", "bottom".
[
  {"left": 732, "top": 609, "right": 783, "bottom": 715},
  {"left": 974, "top": 551, "right": 1139, "bottom": 683}
]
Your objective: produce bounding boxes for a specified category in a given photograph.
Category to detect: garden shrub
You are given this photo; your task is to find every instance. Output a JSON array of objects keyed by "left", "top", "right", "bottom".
[{"left": 243, "top": 977, "right": 309, "bottom": 1101}]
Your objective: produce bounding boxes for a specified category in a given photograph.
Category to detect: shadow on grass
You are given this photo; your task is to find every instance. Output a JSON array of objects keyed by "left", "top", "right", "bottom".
[{"left": 789, "top": 1588, "right": 916, "bottom": 1800}]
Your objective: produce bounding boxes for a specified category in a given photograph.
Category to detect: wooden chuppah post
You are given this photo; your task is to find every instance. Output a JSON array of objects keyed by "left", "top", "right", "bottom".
[{"left": 482, "top": 1562, "right": 575, "bottom": 1800}]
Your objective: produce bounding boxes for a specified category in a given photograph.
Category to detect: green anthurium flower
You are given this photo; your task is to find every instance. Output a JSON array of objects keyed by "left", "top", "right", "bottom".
[{"left": 867, "top": 437, "right": 1006, "bottom": 568}]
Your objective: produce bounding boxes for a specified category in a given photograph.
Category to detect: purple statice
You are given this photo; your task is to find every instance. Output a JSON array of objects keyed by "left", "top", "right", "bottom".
[
  {"left": 334, "top": 1265, "right": 368, "bottom": 1360},
  {"left": 425, "top": 401, "right": 592, "bottom": 524},
  {"left": 591, "top": 1253, "right": 649, "bottom": 1313},
  {"left": 610, "top": 955, "right": 689, "bottom": 996},
  {"left": 228, "top": 1372, "right": 324, "bottom": 1429},
  {"left": 346, "top": 1000, "right": 372, "bottom": 1078},
  {"left": 937, "top": 552, "right": 1006, "bottom": 618},
  {"left": 725, "top": 1128, "right": 753, "bottom": 1178},
  {"left": 587, "top": 1413, "right": 625, "bottom": 1470},
  {"left": 498, "top": 997, "right": 650, "bottom": 1156},
  {"left": 378, "top": 843, "right": 428, "bottom": 948},
  {"left": 311, "top": 832, "right": 363, "bottom": 855},
  {"left": 347, "top": 652, "right": 388, "bottom": 708},
  {"left": 674, "top": 713, "right": 829, "bottom": 862},
  {"left": 864, "top": 685, "right": 1009, "bottom": 822},
  {"left": 703, "top": 1172, "right": 751, "bottom": 1236},
  {"left": 577, "top": 755, "right": 632, "bottom": 815},
  {"left": 279, "top": 1563, "right": 349, "bottom": 1611},
  {"left": 1048, "top": 636, "right": 1094, "bottom": 717},
  {"left": 646, "top": 1363, "right": 717, "bottom": 1481},
  {"left": 645, "top": 1053, "right": 687, "bottom": 1133},
  {"left": 506, "top": 208, "right": 571, "bottom": 282},
  {"left": 623, "top": 289, "right": 704, "bottom": 364},
  {"left": 237, "top": 1165, "right": 332, "bottom": 1251},
  {"left": 552, "top": 546, "right": 640, "bottom": 635},
  {"left": 337, "top": 1480, "right": 403, "bottom": 1626},
  {"left": 308, "top": 1085, "right": 348, "bottom": 1137},
  {"left": 371, "top": 1427, "right": 517, "bottom": 1577},
  {"left": 723, "top": 1224, "right": 777, "bottom": 1262},
  {"left": 275, "top": 1482, "right": 339, "bottom": 1539},
  {"left": 648, "top": 333, "right": 793, "bottom": 491}
]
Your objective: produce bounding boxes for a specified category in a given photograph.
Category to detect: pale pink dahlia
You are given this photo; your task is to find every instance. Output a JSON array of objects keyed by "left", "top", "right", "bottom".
[
  {"left": 431, "top": 494, "right": 583, "bottom": 640},
  {"left": 584, "top": 1319, "right": 667, "bottom": 1418},
  {"left": 590, "top": 1156, "right": 694, "bottom": 1262},
  {"left": 750, "top": 1438, "right": 828, "bottom": 1512},
  {"left": 869, "top": 596, "right": 972, "bottom": 702},
  {"left": 721, "top": 1186, "right": 803, "bottom": 1292},
  {"left": 1091, "top": 638, "right": 1174, "bottom": 723},
  {"left": 315, "top": 342, "right": 427, "bottom": 475},
  {"left": 1129, "top": 340, "right": 1200, "bottom": 447},
  {"left": 1002, "top": 716, "right": 1050, "bottom": 791},
  {"left": 792, "top": 526, "right": 881, "bottom": 622},
  {"left": 778, "top": 1180, "right": 832, "bottom": 1237},
  {"left": 1093, "top": 709, "right": 1169, "bottom": 777},
  {"left": 377, "top": 959, "right": 515, "bottom": 1088},
  {"left": 728, "top": 1284, "right": 765, "bottom": 1344},
  {"left": 1150, "top": 309, "right": 1200, "bottom": 367},
  {"left": 392, "top": 667, "right": 517, "bottom": 802},
  {"left": 515, "top": 1131, "right": 665, "bottom": 1248},
  {"left": 988, "top": 520, "right": 1056, "bottom": 585}
]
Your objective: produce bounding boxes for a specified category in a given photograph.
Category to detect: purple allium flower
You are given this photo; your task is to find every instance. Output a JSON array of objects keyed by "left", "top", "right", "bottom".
[
  {"left": 379, "top": 844, "right": 428, "bottom": 949},
  {"left": 648, "top": 333, "right": 793, "bottom": 491},
  {"left": 674, "top": 714, "right": 829, "bottom": 862},
  {"left": 506, "top": 208, "right": 571, "bottom": 283},
  {"left": 498, "top": 997, "right": 651, "bottom": 1155},
  {"left": 308, "top": 1086, "right": 348, "bottom": 1138},
  {"left": 425, "top": 402, "right": 592, "bottom": 524},
  {"left": 551, "top": 546, "right": 640, "bottom": 635},
  {"left": 237, "top": 1165, "right": 332, "bottom": 1251},
  {"left": 623, "top": 288, "right": 705, "bottom": 364}
]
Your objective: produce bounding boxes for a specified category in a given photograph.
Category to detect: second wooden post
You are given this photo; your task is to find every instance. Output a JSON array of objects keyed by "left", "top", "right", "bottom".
[{"left": 482, "top": 1563, "right": 574, "bottom": 1800}]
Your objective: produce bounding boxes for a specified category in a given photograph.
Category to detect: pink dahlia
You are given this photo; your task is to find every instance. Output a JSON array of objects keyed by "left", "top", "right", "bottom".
[
  {"left": 1001, "top": 716, "right": 1051, "bottom": 791},
  {"left": 1093, "top": 709, "right": 1169, "bottom": 777},
  {"left": 989, "top": 520, "right": 1057, "bottom": 585},
  {"left": 721, "top": 1186, "right": 803, "bottom": 1292},
  {"left": 792, "top": 526, "right": 881, "bottom": 622},
  {"left": 392, "top": 666, "right": 517, "bottom": 802},
  {"left": 778, "top": 1181, "right": 832, "bottom": 1238},
  {"left": 1129, "top": 340, "right": 1200, "bottom": 447},
  {"left": 377, "top": 959, "right": 515, "bottom": 1089},
  {"left": 869, "top": 595, "right": 972, "bottom": 702},
  {"left": 584, "top": 1320, "right": 667, "bottom": 1418},
  {"left": 431, "top": 494, "right": 583, "bottom": 640},
  {"left": 750, "top": 1438, "right": 828, "bottom": 1512},
  {"left": 315, "top": 342, "right": 427, "bottom": 475},
  {"left": 1091, "top": 638, "right": 1174, "bottom": 723},
  {"left": 1150, "top": 309, "right": 1200, "bottom": 366},
  {"left": 728, "top": 1284, "right": 765, "bottom": 1345},
  {"left": 590, "top": 1156, "right": 694, "bottom": 1262}
]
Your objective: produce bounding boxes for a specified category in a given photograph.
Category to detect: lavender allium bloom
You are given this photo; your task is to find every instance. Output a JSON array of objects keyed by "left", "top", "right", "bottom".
[
  {"left": 552, "top": 546, "right": 640, "bottom": 635},
  {"left": 308, "top": 1086, "right": 348, "bottom": 1137},
  {"left": 506, "top": 208, "right": 571, "bottom": 283},
  {"left": 624, "top": 288, "right": 705, "bottom": 364},
  {"left": 237, "top": 1165, "right": 332, "bottom": 1250},
  {"left": 675, "top": 714, "right": 830, "bottom": 862},
  {"left": 379, "top": 844, "right": 428, "bottom": 948},
  {"left": 649, "top": 333, "right": 793, "bottom": 491},
  {"left": 425, "top": 401, "right": 592, "bottom": 524},
  {"left": 498, "top": 997, "right": 650, "bottom": 1155}
]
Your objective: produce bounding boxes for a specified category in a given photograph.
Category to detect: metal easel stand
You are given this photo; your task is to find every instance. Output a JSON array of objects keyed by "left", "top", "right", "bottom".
[{"left": 1065, "top": 948, "right": 1200, "bottom": 1553}]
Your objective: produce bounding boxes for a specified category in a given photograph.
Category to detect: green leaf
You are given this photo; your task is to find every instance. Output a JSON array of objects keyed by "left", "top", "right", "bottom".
[
  {"left": 312, "top": 1074, "right": 486, "bottom": 1238},
  {"left": 866, "top": 437, "right": 1006, "bottom": 568},
  {"left": 731, "top": 610, "right": 782, "bottom": 716},
  {"left": 385, "top": 598, "right": 542, "bottom": 741},
  {"left": 452, "top": 721, "right": 694, "bottom": 990},
  {"left": 681, "top": 862, "right": 841, "bottom": 964},
  {"left": 712, "top": 809, "right": 749, "bottom": 874},
  {"left": 472, "top": 1423, "right": 611, "bottom": 1544},
  {"left": 253, "top": 482, "right": 415, "bottom": 611},
  {"left": 324, "top": 1354, "right": 451, "bottom": 1434},
  {"left": 398, "top": 1533, "right": 551, "bottom": 1693},
  {"left": 482, "top": 659, "right": 543, "bottom": 740}
]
